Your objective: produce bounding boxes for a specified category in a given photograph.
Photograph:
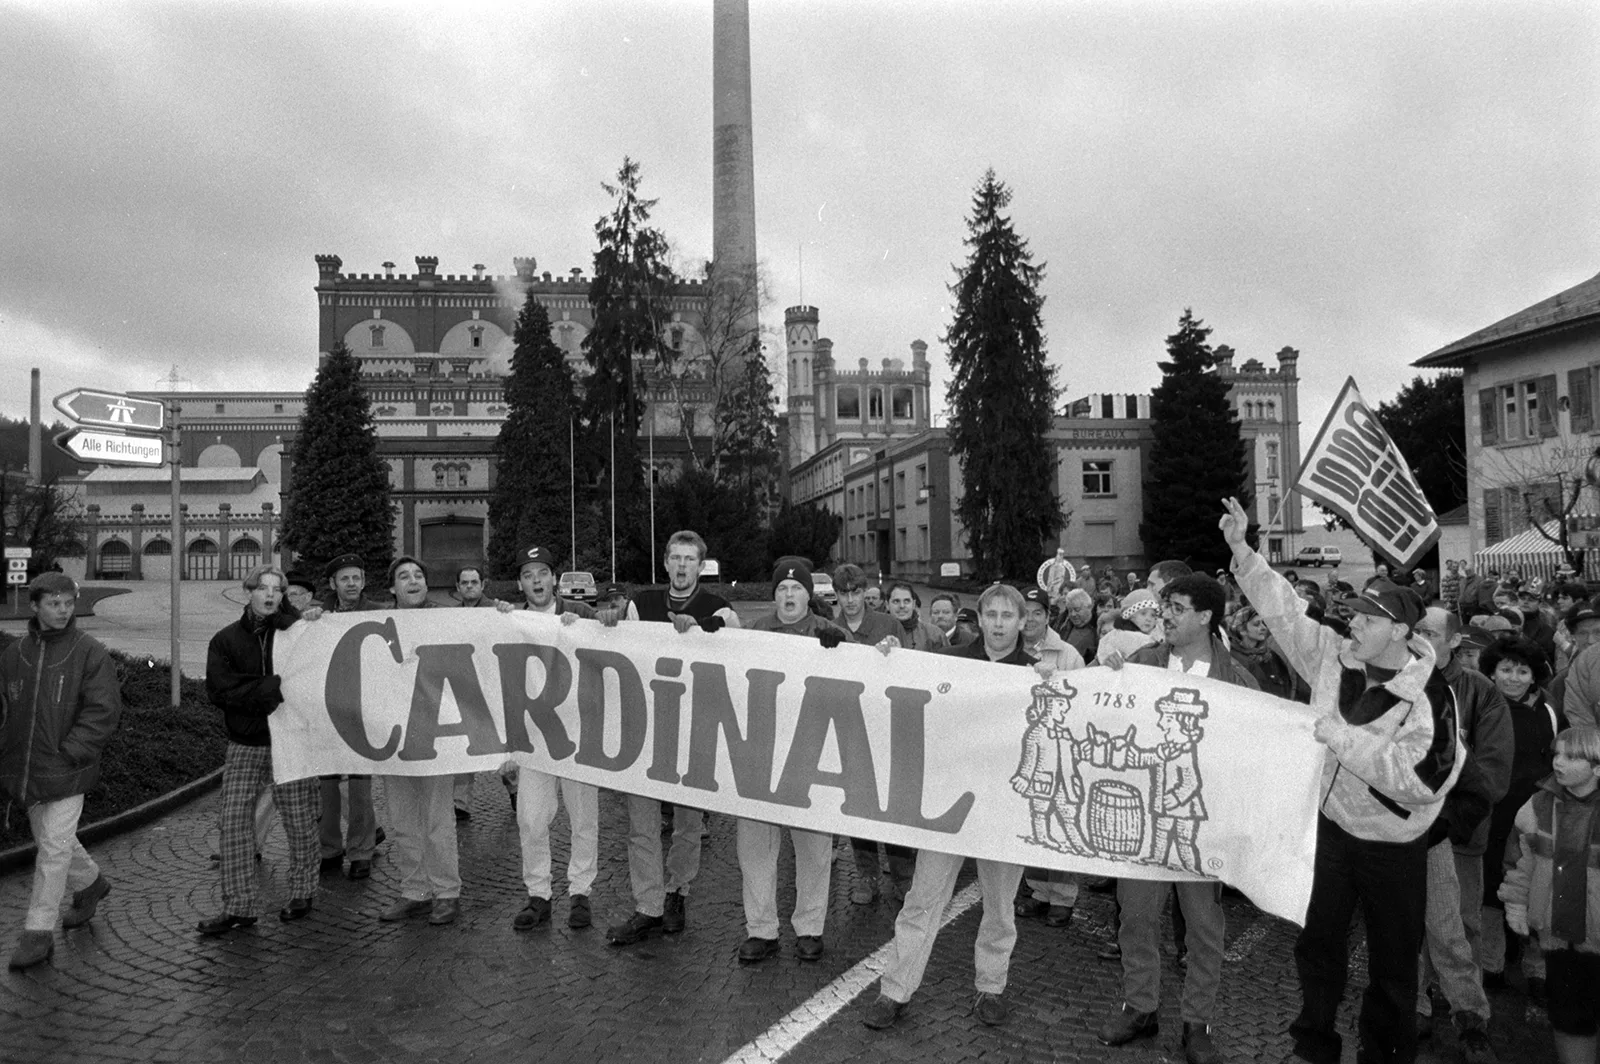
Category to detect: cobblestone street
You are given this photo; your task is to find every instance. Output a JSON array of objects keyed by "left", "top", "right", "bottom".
[{"left": 0, "top": 776, "right": 1556, "bottom": 1063}]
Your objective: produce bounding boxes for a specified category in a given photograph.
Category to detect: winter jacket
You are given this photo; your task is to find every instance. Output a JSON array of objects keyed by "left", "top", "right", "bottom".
[
  {"left": 1439, "top": 658, "right": 1513, "bottom": 855},
  {"left": 1024, "top": 627, "right": 1086, "bottom": 673},
  {"left": 206, "top": 606, "right": 299, "bottom": 747},
  {"left": 835, "top": 608, "right": 902, "bottom": 647},
  {"left": 1500, "top": 777, "right": 1600, "bottom": 954},
  {"left": 1561, "top": 642, "right": 1600, "bottom": 732},
  {"left": 1233, "top": 549, "right": 1464, "bottom": 843},
  {"left": 1126, "top": 633, "right": 1262, "bottom": 692},
  {"left": 1231, "top": 640, "right": 1311, "bottom": 703},
  {"left": 0, "top": 618, "right": 123, "bottom": 806},
  {"left": 893, "top": 613, "right": 949, "bottom": 653}
]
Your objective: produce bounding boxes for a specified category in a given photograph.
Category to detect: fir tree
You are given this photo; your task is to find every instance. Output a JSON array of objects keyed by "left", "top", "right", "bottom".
[
  {"left": 583, "top": 157, "right": 676, "bottom": 577},
  {"left": 280, "top": 341, "right": 394, "bottom": 575},
  {"left": 487, "top": 294, "right": 584, "bottom": 577},
  {"left": 944, "top": 170, "right": 1063, "bottom": 580},
  {"left": 718, "top": 348, "right": 780, "bottom": 499},
  {"left": 1139, "top": 309, "right": 1251, "bottom": 570}
]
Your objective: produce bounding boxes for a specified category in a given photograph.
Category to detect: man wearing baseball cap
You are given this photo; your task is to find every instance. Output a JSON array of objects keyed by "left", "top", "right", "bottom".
[
  {"left": 316, "top": 553, "right": 382, "bottom": 881},
  {"left": 607, "top": 530, "right": 737, "bottom": 947},
  {"left": 1223, "top": 498, "right": 1462, "bottom": 1064},
  {"left": 735, "top": 557, "right": 847, "bottom": 964},
  {"left": 2, "top": 574, "right": 122, "bottom": 969},
  {"left": 495, "top": 545, "right": 602, "bottom": 933}
]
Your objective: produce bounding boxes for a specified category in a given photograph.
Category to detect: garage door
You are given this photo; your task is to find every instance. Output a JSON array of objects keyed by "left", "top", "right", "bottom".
[{"left": 419, "top": 519, "right": 485, "bottom": 587}]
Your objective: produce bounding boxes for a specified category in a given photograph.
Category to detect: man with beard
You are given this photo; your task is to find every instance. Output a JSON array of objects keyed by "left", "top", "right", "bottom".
[
  {"left": 495, "top": 546, "right": 601, "bottom": 932},
  {"left": 1224, "top": 498, "right": 1462, "bottom": 1064},
  {"left": 886, "top": 583, "right": 947, "bottom": 652},
  {"left": 864, "top": 583, "right": 1034, "bottom": 1031},
  {"left": 198, "top": 567, "right": 321, "bottom": 935},
  {"left": 607, "top": 531, "right": 737, "bottom": 946},
  {"left": 1097, "top": 574, "right": 1258, "bottom": 1064}
]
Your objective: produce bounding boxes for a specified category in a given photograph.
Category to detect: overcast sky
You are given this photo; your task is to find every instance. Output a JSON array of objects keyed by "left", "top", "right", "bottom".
[{"left": 4, "top": 0, "right": 1598, "bottom": 475}]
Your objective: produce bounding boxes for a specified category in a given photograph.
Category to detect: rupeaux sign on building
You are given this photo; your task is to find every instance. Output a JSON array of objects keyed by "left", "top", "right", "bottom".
[
  {"left": 1295, "top": 376, "right": 1440, "bottom": 571},
  {"left": 271, "top": 610, "right": 1325, "bottom": 923}
]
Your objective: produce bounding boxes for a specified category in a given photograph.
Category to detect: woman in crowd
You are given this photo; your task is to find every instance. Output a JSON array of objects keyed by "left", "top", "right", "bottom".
[{"left": 1228, "top": 605, "right": 1310, "bottom": 703}]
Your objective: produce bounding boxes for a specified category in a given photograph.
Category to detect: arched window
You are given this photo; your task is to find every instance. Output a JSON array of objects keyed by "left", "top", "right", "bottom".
[
  {"left": 837, "top": 387, "right": 860, "bottom": 420},
  {"left": 99, "top": 539, "right": 132, "bottom": 576},
  {"left": 144, "top": 538, "right": 172, "bottom": 556},
  {"left": 892, "top": 387, "right": 914, "bottom": 420}
]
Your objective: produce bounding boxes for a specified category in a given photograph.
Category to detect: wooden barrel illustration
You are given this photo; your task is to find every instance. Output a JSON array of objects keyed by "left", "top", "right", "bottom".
[{"left": 1086, "top": 780, "right": 1145, "bottom": 856}]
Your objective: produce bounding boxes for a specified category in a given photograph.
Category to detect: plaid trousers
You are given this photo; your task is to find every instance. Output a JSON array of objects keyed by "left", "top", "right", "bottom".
[{"left": 220, "top": 742, "right": 320, "bottom": 915}]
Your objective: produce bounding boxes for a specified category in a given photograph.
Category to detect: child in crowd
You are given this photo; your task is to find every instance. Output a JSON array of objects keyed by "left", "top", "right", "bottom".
[{"left": 1501, "top": 726, "right": 1600, "bottom": 1064}]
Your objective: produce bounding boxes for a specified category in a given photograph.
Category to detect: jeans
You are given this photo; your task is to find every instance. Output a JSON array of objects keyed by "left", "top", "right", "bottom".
[
  {"left": 385, "top": 775, "right": 461, "bottom": 901},
  {"left": 1417, "top": 840, "right": 1491, "bottom": 1023},
  {"left": 1119, "top": 879, "right": 1225, "bottom": 1023},
  {"left": 735, "top": 820, "right": 832, "bottom": 939},
  {"left": 1290, "top": 815, "right": 1428, "bottom": 1064},
  {"left": 24, "top": 795, "right": 99, "bottom": 931},
  {"left": 626, "top": 794, "right": 702, "bottom": 916},
  {"left": 880, "top": 851, "right": 1023, "bottom": 1002}
]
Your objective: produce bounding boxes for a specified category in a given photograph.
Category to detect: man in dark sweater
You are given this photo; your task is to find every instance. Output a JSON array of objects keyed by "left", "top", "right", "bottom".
[
  {"left": 608, "top": 530, "right": 739, "bottom": 946},
  {"left": 198, "top": 566, "right": 320, "bottom": 935}
]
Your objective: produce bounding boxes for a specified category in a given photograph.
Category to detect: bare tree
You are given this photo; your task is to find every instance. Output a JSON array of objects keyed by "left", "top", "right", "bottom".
[
  {"left": 1479, "top": 425, "right": 1595, "bottom": 569},
  {"left": 0, "top": 461, "right": 86, "bottom": 575}
]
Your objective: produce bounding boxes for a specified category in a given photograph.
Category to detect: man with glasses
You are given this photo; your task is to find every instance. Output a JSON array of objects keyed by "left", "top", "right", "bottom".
[
  {"left": 1410, "top": 606, "right": 1509, "bottom": 1063},
  {"left": 1096, "top": 574, "right": 1257, "bottom": 1064},
  {"left": 1224, "top": 498, "right": 1462, "bottom": 1064},
  {"left": 607, "top": 531, "right": 737, "bottom": 946}
]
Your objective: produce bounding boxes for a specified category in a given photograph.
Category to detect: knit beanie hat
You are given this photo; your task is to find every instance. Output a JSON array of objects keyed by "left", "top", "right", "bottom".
[{"left": 772, "top": 556, "right": 814, "bottom": 598}]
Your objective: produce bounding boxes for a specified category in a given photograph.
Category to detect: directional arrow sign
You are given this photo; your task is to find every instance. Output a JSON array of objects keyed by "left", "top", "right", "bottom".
[
  {"left": 55, "top": 428, "right": 164, "bottom": 467},
  {"left": 53, "top": 388, "right": 165, "bottom": 433}
]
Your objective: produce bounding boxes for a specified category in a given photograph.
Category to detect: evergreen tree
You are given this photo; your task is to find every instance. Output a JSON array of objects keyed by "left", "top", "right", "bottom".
[
  {"left": 281, "top": 342, "right": 394, "bottom": 575},
  {"left": 767, "top": 499, "right": 844, "bottom": 570},
  {"left": 1139, "top": 310, "right": 1251, "bottom": 570},
  {"left": 944, "top": 170, "right": 1063, "bottom": 580},
  {"left": 1376, "top": 373, "right": 1467, "bottom": 515},
  {"left": 718, "top": 348, "right": 780, "bottom": 499},
  {"left": 487, "top": 294, "right": 584, "bottom": 577},
  {"left": 583, "top": 157, "right": 676, "bottom": 578}
]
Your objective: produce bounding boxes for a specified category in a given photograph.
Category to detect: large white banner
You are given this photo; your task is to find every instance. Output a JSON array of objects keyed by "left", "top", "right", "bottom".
[
  {"left": 271, "top": 610, "right": 1324, "bottom": 923},
  {"left": 1294, "top": 376, "right": 1440, "bottom": 571}
]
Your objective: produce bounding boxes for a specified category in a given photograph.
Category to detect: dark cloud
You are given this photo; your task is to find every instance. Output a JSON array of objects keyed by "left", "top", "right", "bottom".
[{"left": 3, "top": 0, "right": 1596, "bottom": 485}]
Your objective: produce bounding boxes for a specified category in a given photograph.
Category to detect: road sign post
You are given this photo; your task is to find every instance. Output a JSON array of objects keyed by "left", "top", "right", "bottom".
[{"left": 168, "top": 402, "right": 182, "bottom": 708}]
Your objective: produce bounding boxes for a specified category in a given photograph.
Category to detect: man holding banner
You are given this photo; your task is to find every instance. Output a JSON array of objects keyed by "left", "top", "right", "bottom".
[
  {"left": 1224, "top": 495, "right": 1462, "bottom": 1064},
  {"left": 864, "top": 582, "right": 1035, "bottom": 1031}
]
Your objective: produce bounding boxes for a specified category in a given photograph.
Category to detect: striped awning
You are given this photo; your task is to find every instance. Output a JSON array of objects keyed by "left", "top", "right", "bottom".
[
  {"left": 1477, "top": 521, "right": 1564, "bottom": 558},
  {"left": 1475, "top": 520, "right": 1598, "bottom": 582}
]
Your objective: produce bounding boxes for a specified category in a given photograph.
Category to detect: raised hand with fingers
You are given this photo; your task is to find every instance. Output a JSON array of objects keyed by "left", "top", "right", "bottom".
[{"left": 1219, "top": 496, "right": 1251, "bottom": 556}]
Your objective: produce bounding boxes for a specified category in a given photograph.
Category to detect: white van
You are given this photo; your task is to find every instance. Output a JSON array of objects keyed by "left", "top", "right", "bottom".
[{"left": 1295, "top": 546, "right": 1343, "bottom": 568}]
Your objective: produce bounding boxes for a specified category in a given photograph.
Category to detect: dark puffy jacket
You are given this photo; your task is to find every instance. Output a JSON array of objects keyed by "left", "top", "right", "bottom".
[
  {"left": 0, "top": 619, "right": 123, "bottom": 805},
  {"left": 206, "top": 607, "right": 298, "bottom": 746},
  {"left": 1128, "top": 634, "right": 1262, "bottom": 692}
]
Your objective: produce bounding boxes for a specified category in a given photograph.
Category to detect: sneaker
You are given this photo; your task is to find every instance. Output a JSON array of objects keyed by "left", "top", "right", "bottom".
[
  {"left": 974, "top": 991, "right": 1008, "bottom": 1026},
  {"left": 738, "top": 936, "right": 780, "bottom": 964},
  {"left": 1045, "top": 904, "right": 1074, "bottom": 928},
  {"left": 378, "top": 898, "right": 432, "bottom": 923},
  {"left": 62, "top": 874, "right": 111, "bottom": 929},
  {"left": 1098, "top": 1004, "right": 1159, "bottom": 1046},
  {"left": 1182, "top": 1022, "right": 1223, "bottom": 1064},
  {"left": 512, "top": 896, "right": 551, "bottom": 931},
  {"left": 796, "top": 935, "right": 825, "bottom": 962},
  {"left": 662, "top": 890, "right": 686, "bottom": 934},
  {"left": 428, "top": 898, "right": 459, "bottom": 925},
  {"left": 1458, "top": 1025, "right": 1498, "bottom": 1064},
  {"left": 862, "top": 994, "right": 907, "bottom": 1030},
  {"left": 567, "top": 895, "right": 591, "bottom": 929},
  {"left": 8, "top": 930, "right": 53, "bottom": 970},
  {"left": 607, "top": 911, "right": 664, "bottom": 945}
]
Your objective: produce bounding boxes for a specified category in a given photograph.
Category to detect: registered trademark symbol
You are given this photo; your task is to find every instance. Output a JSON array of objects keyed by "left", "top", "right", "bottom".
[
  {"left": 1206, "top": 858, "right": 1223, "bottom": 871},
  {"left": 937, "top": 682, "right": 951, "bottom": 694}
]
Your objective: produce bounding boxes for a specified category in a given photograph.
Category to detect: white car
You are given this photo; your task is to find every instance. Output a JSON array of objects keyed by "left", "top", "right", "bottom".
[
  {"left": 557, "top": 571, "right": 597, "bottom": 603},
  {"left": 811, "top": 572, "right": 837, "bottom": 608},
  {"left": 1294, "top": 546, "right": 1342, "bottom": 568}
]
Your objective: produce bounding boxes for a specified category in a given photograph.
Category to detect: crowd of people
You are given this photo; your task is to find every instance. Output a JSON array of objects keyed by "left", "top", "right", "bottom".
[{"left": 5, "top": 513, "right": 1600, "bottom": 1064}]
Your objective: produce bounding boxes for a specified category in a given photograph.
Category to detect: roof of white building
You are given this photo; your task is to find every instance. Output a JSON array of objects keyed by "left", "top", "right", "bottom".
[
  {"left": 80, "top": 467, "right": 265, "bottom": 483},
  {"left": 1415, "top": 270, "right": 1600, "bottom": 368}
]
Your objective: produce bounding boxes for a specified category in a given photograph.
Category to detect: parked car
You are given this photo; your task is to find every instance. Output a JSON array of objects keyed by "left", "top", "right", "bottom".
[
  {"left": 557, "top": 571, "right": 597, "bottom": 603},
  {"left": 1295, "top": 546, "right": 1343, "bottom": 568},
  {"left": 812, "top": 572, "right": 837, "bottom": 608}
]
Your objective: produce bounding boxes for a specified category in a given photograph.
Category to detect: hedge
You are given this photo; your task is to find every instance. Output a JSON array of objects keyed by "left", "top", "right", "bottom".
[{"left": 0, "top": 632, "right": 224, "bottom": 851}]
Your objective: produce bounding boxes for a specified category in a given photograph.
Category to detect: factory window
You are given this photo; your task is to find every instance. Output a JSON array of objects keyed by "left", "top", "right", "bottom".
[
  {"left": 273, "top": 403, "right": 284, "bottom": 414},
  {"left": 892, "top": 387, "right": 914, "bottom": 420},
  {"left": 214, "top": 403, "right": 225, "bottom": 414},
  {"left": 1082, "top": 460, "right": 1113, "bottom": 497},
  {"left": 1266, "top": 440, "right": 1280, "bottom": 480},
  {"left": 370, "top": 324, "right": 385, "bottom": 348},
  {"left": 869, "top": 388, "right": 884, "bottom": 419}
]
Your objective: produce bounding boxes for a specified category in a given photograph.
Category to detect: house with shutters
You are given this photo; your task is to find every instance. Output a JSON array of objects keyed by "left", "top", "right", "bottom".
[{"left": 1414, "top": 270, "right": 1600, "bottom": 572}]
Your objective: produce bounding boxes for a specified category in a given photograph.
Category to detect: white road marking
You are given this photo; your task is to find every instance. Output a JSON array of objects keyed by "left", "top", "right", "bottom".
[
  {"left": 718, "top": 882, "right": 985, "bottom": 1064},
  {"left": 1223, "top": 921, "right": 1270, "bottom": 963}
]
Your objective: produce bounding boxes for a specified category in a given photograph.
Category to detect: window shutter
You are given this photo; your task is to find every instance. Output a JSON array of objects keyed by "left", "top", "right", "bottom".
[
  {"left": 1483, "top": 487, "right": 1502, "bottom": 545},
  {"left": 1570, "top": 367, "right": 1594, "bottom": 434},
  {"left": 1479, "top": 388, "right": 1498, "bottom": 446},
  {"left": 1538, "top": 374, "right": 1559, "bottom": 437}
]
